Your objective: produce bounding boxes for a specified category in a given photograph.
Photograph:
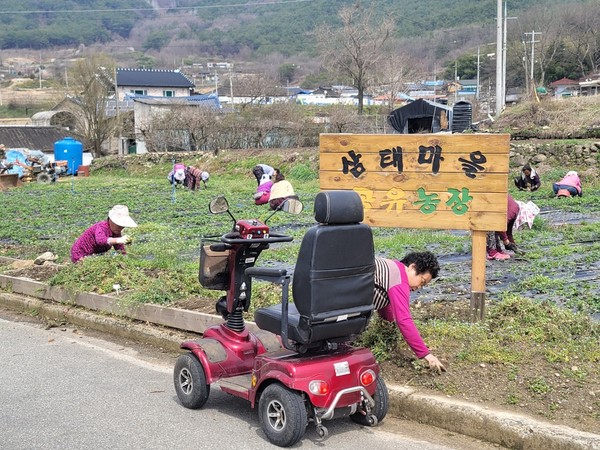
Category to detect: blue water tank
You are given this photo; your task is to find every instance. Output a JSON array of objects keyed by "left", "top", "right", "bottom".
[{"left": 54, "top": 137, "right": 83, "bottom": 175}]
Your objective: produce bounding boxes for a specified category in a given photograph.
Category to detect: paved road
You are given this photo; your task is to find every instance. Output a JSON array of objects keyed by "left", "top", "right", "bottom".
[{"left": 0, "top": 312, "right": 499, "bottom": 450}]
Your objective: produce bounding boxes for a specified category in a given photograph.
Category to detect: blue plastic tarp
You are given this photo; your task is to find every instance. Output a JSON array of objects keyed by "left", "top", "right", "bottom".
[
  {"left": 4, "top": 149, "right": 28, "bottom": 177},
  {"left": 3, "top": 149, "right": 50, "bottom": 177}
]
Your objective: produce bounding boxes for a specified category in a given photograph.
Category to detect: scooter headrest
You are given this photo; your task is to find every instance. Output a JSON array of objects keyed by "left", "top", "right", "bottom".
[{"left": 314, "top": 190, "right": 364, "bottom": 224}]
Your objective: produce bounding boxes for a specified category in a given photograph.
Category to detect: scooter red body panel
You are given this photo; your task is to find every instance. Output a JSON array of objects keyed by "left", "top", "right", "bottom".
[{"left": 250, "top": 346, "right": 380, "bottom": 409}]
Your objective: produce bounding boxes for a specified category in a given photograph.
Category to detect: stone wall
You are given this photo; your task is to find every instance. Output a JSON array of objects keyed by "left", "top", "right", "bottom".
[{"left": 510, "top": 140, "right": 600, "bottom": 169}]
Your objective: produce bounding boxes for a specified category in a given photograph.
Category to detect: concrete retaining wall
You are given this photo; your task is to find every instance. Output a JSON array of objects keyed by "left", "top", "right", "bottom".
[{"left": 0, "top": 273, "right": 259, "bottom": 334}]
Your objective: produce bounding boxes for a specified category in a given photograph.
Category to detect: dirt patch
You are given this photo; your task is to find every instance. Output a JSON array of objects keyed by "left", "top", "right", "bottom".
[
  {"left": 2, "top": 263, "right": 62, "bottom": 282},
  {"left": 170, "top": 297, "right": 217, "bottom": 315},
  {"left": 380, "top": 300, "right": 600, "bottom": 435},
  {"left": 381, "top": 357, "right": 600, "bottom": 435}
]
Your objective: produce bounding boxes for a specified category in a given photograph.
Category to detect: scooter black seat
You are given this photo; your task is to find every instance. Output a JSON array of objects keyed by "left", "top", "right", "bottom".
[
  {"left": 255, "top": 302, "right": 372, "bottom": 344},
  {"left": 254, "top": 190, "right": 375, "bottom": 350}
]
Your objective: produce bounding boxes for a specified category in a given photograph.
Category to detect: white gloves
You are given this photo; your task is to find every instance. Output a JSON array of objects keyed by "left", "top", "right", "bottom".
[{"left": 113, "top": 235, "right": 132, "bottom": 245}]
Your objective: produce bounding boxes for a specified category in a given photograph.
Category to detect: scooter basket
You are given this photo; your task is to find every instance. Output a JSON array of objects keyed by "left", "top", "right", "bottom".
[{"left": 199, "top": 243, "right": 230, "bottom": 290}]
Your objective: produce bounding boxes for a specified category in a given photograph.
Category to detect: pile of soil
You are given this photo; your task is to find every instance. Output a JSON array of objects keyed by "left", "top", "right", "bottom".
[{"left": 2, "top": 263, "right": 62, "bottom": 282}]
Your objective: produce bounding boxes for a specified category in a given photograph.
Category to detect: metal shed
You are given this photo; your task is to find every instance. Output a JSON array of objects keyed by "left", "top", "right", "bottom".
[{"left": 388, "top": 99, "right": 453, "bottom": 134}]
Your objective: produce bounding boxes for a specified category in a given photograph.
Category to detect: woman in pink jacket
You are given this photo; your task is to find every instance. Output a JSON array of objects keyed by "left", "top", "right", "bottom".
[
  {"left": 70, "top": 205, "right": 137, "bottom": 263},
  {"left": 553, "top": 171, "right": 582, "bottom": 197},
  {"left": 486, "top": 194, "right": 521, "bottom": 260},
  {"left": 373, "top": 251, "right": 446, "bottom": 373}
]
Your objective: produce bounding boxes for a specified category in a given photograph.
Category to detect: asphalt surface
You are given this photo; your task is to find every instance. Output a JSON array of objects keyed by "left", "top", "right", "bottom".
[{"left": 0, "top": 287, "right": 599, "bottom": 449}]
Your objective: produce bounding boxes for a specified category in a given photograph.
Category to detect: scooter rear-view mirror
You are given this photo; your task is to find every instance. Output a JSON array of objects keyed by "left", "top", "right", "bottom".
[
  {"left": 209, "top": 195, "right": 237, "bottom": 226},
  {"left": 263, "top": 198, "right": 304, "bottom": 224},
  {"left": 209, "top": 196, "right": 229, "bottom": 214},
  {"left": 281, "top": 198, "right": 303, "bottom": 214}
]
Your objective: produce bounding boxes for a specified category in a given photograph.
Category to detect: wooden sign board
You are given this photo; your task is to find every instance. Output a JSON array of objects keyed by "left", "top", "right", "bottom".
[{"left": 320, "top": 133, "right": 511, "bottom": 231}]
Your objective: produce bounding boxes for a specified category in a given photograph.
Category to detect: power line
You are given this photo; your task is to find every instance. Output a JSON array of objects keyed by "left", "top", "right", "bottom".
[{"left": 0, "top": 0, "right": 322, "bottom": 15}]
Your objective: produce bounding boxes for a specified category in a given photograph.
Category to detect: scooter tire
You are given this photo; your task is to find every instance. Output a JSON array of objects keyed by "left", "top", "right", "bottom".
[
  {"left": 173, "top": 352, "right": 210, "bottom": 409},
  {"left": 259, "top": 383, "right": 307, "bottom": 447},
  {"left": 350, "top": 376, "right": 388, "bottom": 426}
]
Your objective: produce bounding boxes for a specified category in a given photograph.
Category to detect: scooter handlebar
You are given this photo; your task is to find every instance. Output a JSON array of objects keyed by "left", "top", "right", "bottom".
[
  {"left": 209, "top": 243, "right": 231, "bottom": 252},
  {"left": 221, "top": 231, "right": 293, "bottom": 245}
]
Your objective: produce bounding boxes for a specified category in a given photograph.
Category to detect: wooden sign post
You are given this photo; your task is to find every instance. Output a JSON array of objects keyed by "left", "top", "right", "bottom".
[{"left": 319, "top": 133, "right": 510, "bottom": 321}]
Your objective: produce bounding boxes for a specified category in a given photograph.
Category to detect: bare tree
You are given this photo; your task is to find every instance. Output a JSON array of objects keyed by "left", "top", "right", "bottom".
[
  {"left": 374, "top": 53, "right": 423, "bottom": 113},
  {"left": 144, "top": 104, "right": 220, "bottom": 152},
  {"left": 315, "top": 2, "right": 394, "bottom": 114},
  {"left": 230, "top": 72, "right": 279, "bottom": 110},
  {"left": 67, "top": 54, "right": 120, "bottom": 157},
  {"left": 327, "top": 105, "right": 363, "bottom": 133},
  {"left": 144, "top": 102, "right": 319, "bottom": 151},
  {"left": 562, "top": 4, "right": 600, "bottom": 76}
]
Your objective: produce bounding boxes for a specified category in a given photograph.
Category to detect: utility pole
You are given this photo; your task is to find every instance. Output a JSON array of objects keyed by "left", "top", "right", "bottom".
[
  {"left": 502, "top": 5, "right": 517, "bottom": 109},
  {"left": 476, "top": 46, "right": 481, "bottom": 101},
  {"left": 39, "top": 52, "right": 42, "bottom": 89},
  {"left": 214, "top": 70, "right": 218, "bottom": 98},
  {"left": 454, "top": 59, "right": 458, "bottom": 103},
  {"left": 495, "top": 0, "right": 503, "bottom": 118},
  {"left": 229, "top": 65, "right": 234, "bottom": 105},
  {"left": 522, "top": 39, "right": 529, "bottom": 95},
  {"left": 524, "top": 31, "right": 542, "bottom": 94},
  {"left": 501, "top": 1, "right": 506, "bottom": 108},
  {"left": 114, "top": 66, "right": 122, "bottom": 156},
  {"left": 433, "top": 63, "right": 437, "bottom": 101}
]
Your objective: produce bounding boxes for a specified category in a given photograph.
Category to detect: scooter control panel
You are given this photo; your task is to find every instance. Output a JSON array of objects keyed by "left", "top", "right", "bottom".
[{"left": 235, "top": 220, "right": 270, "bottom": 239}]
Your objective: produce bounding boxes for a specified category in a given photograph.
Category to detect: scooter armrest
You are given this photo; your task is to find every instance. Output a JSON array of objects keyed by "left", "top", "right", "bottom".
[{"left": 245, "top": 267, "right": 288, "bottom": 283}]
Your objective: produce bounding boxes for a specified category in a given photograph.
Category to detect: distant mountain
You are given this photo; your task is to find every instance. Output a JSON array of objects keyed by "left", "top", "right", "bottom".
[
  {"left": 0, "top": 0, "right": 152, "bottom": 49},
  {"left": 0, "top": 0, "right": 572, "bottom": 57}
]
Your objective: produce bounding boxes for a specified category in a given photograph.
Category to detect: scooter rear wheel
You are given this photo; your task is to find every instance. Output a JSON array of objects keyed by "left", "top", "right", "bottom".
[
  {"left": 173, "top": 352, "right": 210, "bottom": 409},
  {"left": 350, "top": 376, "right": 388, "bottom": 426},
  {"left": 259, "top": 383, "right": 307, "bottom": 447}
]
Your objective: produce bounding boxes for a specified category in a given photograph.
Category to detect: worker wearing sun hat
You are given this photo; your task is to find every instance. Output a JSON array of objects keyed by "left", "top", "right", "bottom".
[
  {"left": 201, "top": 171, "right": 209, "bottom": 186},
  {"left": 71, "top": 205, "right": 138, "bottom": 263}
]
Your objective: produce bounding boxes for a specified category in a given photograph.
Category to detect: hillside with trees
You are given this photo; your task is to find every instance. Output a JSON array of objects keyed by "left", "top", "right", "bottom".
[
  {"left": 0, "top": 0, "right": 591, "bottom": 64},
  {"left": 0, "top": 0, "right": 151, "bottom": 48},
  {"left": 0, "top": 0, "right": 599, "bottom": 118}
]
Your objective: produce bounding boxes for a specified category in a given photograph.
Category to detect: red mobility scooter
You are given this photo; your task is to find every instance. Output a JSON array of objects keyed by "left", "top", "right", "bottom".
[{"left": 173, "top": 190, "right": 388, "bottom": 447}]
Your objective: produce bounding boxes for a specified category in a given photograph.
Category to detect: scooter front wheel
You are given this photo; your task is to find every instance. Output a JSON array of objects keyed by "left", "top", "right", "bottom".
[
  {"left": 259, "top": 383, "right": 307, "bottom": 447},
  {"left": 350, "top": 376, "right": 388, "bottom": 426},
  {"left": 173, "top": 352, "right": 210, "bottom": 409}
]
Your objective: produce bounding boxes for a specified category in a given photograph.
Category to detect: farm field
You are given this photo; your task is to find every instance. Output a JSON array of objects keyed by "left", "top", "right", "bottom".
[{"left": 1, "top": 148, "right": 599, "bottom": 433}]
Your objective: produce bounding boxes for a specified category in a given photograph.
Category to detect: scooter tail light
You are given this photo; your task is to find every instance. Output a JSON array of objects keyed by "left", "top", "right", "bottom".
[
  {"left": 308, "top": 380, "right": 329, "bottom": 395},
  {"left": 360, "top": 369, "right": 376, "bottom": 386}
]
